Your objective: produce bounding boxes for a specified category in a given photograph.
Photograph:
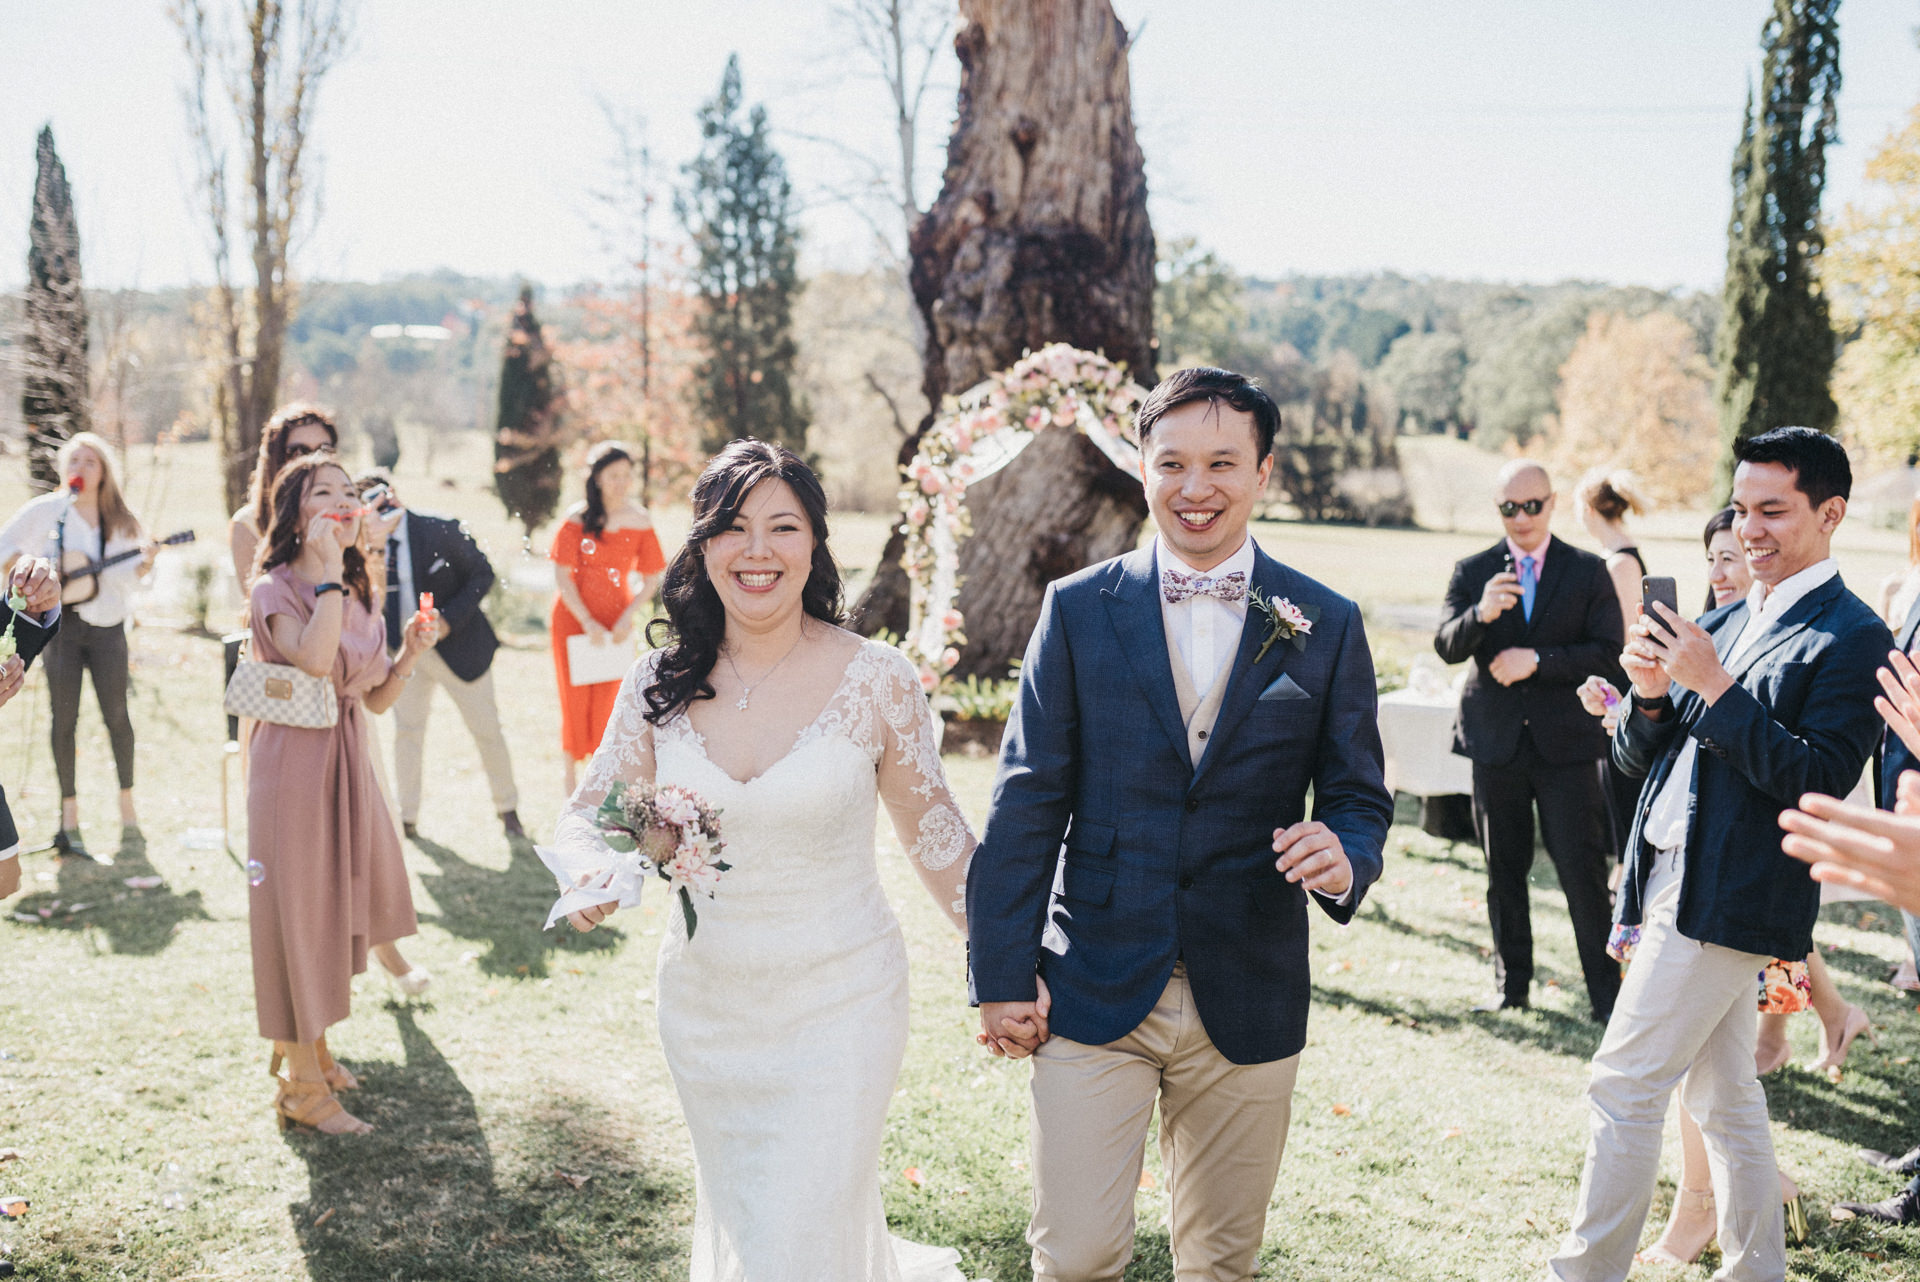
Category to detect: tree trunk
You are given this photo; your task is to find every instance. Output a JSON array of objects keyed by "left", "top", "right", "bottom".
[{"left": 851, "top": 0, "right": 1155, "bottom": 675}]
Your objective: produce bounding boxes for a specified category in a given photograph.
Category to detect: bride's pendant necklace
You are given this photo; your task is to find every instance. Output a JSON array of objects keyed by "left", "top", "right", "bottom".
[{"left": 722, "top": 630, "right": 805, "bottom": 711}]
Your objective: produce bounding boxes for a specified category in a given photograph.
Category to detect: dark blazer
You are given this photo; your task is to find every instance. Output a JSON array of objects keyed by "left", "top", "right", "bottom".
[
  {"left": 966, "top": 544, "right": 1391, "bottom": 1066},
  {"left": 1614, "top": 575, "right": 1891, "bottom": 959},
  {"left": 384, "top": 511, "right": 498, "bottom": 682},
  {"left": 1435, "top": 536, "right": 1626, "bottom": 765},
  {"left": 0, "top": 602, "right": 58, "bottom": 852},
  {"left": 1877, "top": 594, "right": 1920, "bottom": 807}
]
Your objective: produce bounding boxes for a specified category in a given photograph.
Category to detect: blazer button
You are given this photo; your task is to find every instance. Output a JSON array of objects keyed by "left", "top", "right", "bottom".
[
  {"left": 1184, "top": 798, "right": 1199, "bottom": 814},
  {"left": 1179, "top": 875, "right": 1195, "bottom": 889}
]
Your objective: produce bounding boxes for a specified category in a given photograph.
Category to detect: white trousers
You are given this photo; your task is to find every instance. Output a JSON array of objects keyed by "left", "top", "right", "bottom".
[
  {"left": 1548, "top": 851, "right": 1785, "bottom": 1282},
  {"left": 391, "top": 649, "right": 519, "bottom": 824}
]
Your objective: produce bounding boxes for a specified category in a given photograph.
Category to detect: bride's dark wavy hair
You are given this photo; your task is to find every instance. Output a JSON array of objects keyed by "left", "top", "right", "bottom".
[{"left": 644, "top": 439, "right": 844, "bottom": 724}]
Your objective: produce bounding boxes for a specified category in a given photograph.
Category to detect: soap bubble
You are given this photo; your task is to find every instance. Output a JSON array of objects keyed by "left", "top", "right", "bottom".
[
  {"left": 159, "top": 1161, "right": 193, "bottom": 1210},
  {"left": 607, "top": 569, "right": 621, "bottom": 583},
  {"left": 246, "top": 859, "right": 266, "bottom": 887},
  {"left": 580, "top": 538, "right": 598, "bottom": 557}
]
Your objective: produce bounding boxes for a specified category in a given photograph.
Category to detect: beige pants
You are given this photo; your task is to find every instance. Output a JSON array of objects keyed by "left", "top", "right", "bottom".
[
  {"left": 391, "top": 649, "right": 518, "bottom": 824},
  {"left": 1029, "top": 967, "right": 1299, "bottom": 1282},
  {"left": 1547, "top": 851, "right": 1784, "bottom": 1282}
]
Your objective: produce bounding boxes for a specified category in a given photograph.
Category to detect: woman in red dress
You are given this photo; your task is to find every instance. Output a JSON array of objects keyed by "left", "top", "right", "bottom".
[{"left": 551, "top": 442, "right": 667, "bottom": 791}]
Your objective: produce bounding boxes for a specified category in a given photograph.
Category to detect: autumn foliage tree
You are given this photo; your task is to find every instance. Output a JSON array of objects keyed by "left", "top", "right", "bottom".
[
  {"left": 1552, "top": 311, "right": 1717, "bottom": 507},
  {"left": 1827, "top": 105, "right": 1920, "bottom": 463}
]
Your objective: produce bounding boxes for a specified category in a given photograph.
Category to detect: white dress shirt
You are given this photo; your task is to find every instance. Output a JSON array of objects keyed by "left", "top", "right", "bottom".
[
  {"left": 0, "top": 492, "right": 145, "bottom": 628},
  {"left": 1640, "top": 556, "right": 1839, "bottom": 855},
  {"left": 1158, "top": 535, "right": 1256, "bottom": 700}
]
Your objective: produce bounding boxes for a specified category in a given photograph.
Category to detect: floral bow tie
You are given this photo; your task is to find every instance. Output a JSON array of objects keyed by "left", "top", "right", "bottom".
[{"left": 1161, "top": 568, "right": 1248, "bottom": 605}]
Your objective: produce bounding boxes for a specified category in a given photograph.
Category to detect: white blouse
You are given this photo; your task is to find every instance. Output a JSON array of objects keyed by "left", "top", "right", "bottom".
[{"left": 0, "top": 492, "right": 146, "bottom": 627}]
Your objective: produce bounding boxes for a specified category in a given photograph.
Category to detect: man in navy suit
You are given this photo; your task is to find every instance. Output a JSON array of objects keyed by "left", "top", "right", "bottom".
[
  {"left": 967, "top": 367, "right": 1390, "bottom": 1281},
  {"left": 1548, "top": 428, "right": 1890, "bottom": 1281},
  {"left": 357, "top": 471, "right": 521, "bottom": 840}
]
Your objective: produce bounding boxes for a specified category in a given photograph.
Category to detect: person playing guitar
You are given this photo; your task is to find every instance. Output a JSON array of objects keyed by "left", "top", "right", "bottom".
[{"left": 0, "top": 433, "right": 170, "bottom": 860}]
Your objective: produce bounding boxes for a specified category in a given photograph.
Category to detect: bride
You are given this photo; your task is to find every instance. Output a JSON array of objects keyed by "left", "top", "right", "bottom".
[{"left": 555, "top": 439, "right": 989, "bottom": 1281}]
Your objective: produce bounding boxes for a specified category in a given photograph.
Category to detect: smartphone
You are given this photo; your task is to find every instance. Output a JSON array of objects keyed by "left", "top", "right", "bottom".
[
  {"left": 1641, "top": 576, "right": 1679, "bottom": 630},
  {"left": 360, "top": 483, "right": 398, "bottom": 514}
]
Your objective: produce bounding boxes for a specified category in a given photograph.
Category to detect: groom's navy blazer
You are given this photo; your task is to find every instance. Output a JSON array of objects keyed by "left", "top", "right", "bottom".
[
  {"left": 967, "top": 543, "right": 1391, "bottom": 1065},
  {"left": 1613, "top": 575, "right": 1889, "bottom": 960}
]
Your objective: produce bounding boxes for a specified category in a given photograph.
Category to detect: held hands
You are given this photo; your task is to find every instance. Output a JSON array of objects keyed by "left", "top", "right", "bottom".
[
  {"left": 1637, "top": 602, "right": 1732, "bottom": 704},
  {"left": 1275, "top": 820, "right": 1352, "bottom": 897},
  {"left": 978, "top": 975, "right": 1052, "bottom": 1059},
  {"left": 1476, "top": 571, "right": 1521, "bottom": 624},
  {"left": 1779, "top": 781, "right": 1920, "bottom": 917},
  {"left": 1577, "top": 675, "right": 1623, "bottom": 731},
  {"left": 1488, "top": 647, "right": 1538, "bottom": 686},
  {"left": 7, "top": 556, "right": 59, "bottom": 619}
]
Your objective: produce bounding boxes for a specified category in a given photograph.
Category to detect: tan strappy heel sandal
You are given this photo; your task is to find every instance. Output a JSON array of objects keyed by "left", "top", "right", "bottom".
[
  {"left": 269, "top": 1040, "right": 360, "bottom": 1093},
  {"left": 272, "top": 1076, "right": 372, "bottom": 1135}
]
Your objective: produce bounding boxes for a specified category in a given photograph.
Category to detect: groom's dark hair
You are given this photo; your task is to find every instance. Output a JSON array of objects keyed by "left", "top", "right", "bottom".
[{"left": 1133, "top": 367, "right": 1279, "bottom": 459}]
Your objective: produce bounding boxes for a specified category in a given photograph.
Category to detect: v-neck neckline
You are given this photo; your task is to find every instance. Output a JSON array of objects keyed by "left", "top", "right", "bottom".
[{"left": 672, "top": 641, "right": 869, "bottom": 787}]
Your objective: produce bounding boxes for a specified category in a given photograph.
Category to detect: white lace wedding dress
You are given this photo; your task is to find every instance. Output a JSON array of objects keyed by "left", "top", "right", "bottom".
[{"left": 553, "top": 640, "right": 976, "bottom": 1282}]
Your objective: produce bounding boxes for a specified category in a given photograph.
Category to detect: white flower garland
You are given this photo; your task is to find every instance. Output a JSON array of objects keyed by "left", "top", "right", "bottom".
[{"left": 899, "top": 343, "right": 1148, "bottom": 690}]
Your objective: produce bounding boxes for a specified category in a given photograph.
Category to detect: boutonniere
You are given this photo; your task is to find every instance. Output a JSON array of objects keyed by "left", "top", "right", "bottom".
[{"left": 1251, "top": 589, "right": 1318, "bottom": 664}]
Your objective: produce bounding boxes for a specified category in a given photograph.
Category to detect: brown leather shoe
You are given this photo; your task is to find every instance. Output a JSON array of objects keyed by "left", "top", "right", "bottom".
[{"left": 501, "top": 810, "right": 525, "bottom": 838}]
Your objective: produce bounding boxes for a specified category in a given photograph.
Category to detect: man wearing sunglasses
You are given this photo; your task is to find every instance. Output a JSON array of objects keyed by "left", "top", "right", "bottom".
[{"left": 1436, "top": 460, "right": 1626, "bottom": 1022}]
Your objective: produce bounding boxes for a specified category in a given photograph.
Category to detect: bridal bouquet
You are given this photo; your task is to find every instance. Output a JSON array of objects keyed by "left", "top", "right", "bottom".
[{"left": 537, "top": 781, "right": 729, "bottom": 938}]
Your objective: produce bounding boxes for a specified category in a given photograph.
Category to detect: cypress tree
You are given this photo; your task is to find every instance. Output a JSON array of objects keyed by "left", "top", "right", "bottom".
[
  {"left": 21, "top": 125, "right": 90, "bottom": 494},
  {"left": 494, "top": 286, "right": 564, "bottom": 534},
  {"left": 677, "top": 55, "right": 807, "bottom": 456},
  {"left": 1714, "top": 0, "right": 1841, "bottom": 472}
]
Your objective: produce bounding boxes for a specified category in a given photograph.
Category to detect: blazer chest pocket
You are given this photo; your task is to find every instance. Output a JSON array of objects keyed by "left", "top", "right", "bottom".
[{"left": 1060, "top": 819, "right": 1117, "bottom": 906}]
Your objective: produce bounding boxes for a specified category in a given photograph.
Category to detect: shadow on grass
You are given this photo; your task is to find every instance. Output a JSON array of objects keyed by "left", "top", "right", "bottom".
[
  {"left": 289, "top": 1006, "right": 686, "bottom": 1282},
  {"left": 409, "top": 834, "right": 624, "bottom": 979},
  {"left": 7, "top": 832, "right": 210, "bottom": 955},
  {"left": 1312, "top": 981, "right": 1604, "bottom": 1059}
]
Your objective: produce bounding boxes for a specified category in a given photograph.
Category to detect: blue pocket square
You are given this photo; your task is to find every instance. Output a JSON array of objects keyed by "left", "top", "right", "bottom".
[{"left": 1259, "top": 673, "right": 1311, "bottom": 702}]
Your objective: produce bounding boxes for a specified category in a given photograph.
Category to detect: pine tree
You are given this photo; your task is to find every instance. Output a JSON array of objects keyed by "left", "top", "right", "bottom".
[
  {"left": 494, "top": 287, "right": 564, "bottom": 534},
  {"left": 677, "top": 55, "right": 807, "bottom": 456},
  {"left": 1714, "top": 0, "right": 1841, "bottom": 471},
  {"left": 21, "top": 125, "right": 90, "bottom": 494}
]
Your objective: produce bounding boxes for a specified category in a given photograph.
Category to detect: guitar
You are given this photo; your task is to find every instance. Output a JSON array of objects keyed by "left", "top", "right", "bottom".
[{"left": 60, "top": 531, "right": 195, "bottom": 605}]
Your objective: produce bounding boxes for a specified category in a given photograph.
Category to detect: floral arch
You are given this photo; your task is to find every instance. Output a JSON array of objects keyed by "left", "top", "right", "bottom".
[{"left": 899, "top": 343, "right": 1149, "bottom": 690}]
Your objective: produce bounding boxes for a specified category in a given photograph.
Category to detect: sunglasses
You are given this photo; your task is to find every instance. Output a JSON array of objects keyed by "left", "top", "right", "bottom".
[
  {"left": 1497, "top": 498, "right": 1548, "bottom": 518},
  {"left": 285, "top": 441, "right": 335, "bottom": 460}
]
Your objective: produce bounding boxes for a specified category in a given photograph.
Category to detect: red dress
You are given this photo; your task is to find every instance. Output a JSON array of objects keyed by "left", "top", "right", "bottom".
[{"left": 550, "top": 518, "right": 667, "bottom": 759}]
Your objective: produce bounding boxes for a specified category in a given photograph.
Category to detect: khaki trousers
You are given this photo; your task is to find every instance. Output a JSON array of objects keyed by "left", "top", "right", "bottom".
[
  {"left": 1547, "top": 852, "right": 1784, "bottom": 1282},
  {"left": 1029, "top": 968, "right": 1299, "bottom": 1282},
  {"left": 391, "top": 649, "right": 519, "bottom": 824}
]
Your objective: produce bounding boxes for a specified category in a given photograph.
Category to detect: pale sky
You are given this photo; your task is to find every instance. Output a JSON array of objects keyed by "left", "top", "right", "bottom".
[{"left": 2, "top": 1, "right": 1916, "bottom": 294}]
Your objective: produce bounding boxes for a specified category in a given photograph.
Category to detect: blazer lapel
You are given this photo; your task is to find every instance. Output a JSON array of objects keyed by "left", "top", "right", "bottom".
[
  {"left": 1725, "top": 577, "right": 1843, "bottom": 683},
  {"left": 1102, "top": 546, "right": 1192, "bottom": 770},
  {"left": 1194, "top": 547, "right": 1288, "bottom": 783}
]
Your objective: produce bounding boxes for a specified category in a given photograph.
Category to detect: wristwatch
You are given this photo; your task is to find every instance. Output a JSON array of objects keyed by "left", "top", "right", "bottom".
[{"left": 1631, "top": 690, "right": 1672, "bottom": 712}]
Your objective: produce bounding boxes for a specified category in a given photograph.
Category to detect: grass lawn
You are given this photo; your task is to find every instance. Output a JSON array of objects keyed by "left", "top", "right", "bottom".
[{"left": 0, "top": 441, "right": 1916, "bottom": 1279}]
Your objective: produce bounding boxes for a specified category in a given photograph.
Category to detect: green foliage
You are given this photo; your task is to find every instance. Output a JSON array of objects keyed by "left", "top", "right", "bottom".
[
  {"left": 1153, "top": 236, "right": 1252, "bottom": 368},
  {"left": 1375, "top": 331, "right": 1467, "bottom": 432},
  {"left": 678, "top": 55, "right": 808, "bottom": 457},
  {"left": 938, "top": 673, "right": 1019, "bottom": 722},
  {"left": 1714, "top": 0, "right": 1842, "bottom": 472},
  {"left": 494, "top": 286, "right": 564, "bottom": 534}
]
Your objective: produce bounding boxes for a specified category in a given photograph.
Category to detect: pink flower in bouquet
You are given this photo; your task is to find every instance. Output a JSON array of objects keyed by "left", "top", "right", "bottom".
[
  {"left": 940, "top": 607, "right": 964, "bottom": 630},
  {"left": 905, "top": 500, "right": 930, "bottom": 527},
  {"left": 597, "top": 781, "right": 731, "bottom": 939},
  {"left": 920, "top": 471, "right": 946, "bottom": 495},
  {"left": 1024, "top": 404, "right": 1048, "bottom": 430},
  {"left": 918, "top": 664, "right": 939, "bottom": 692},
  {"left": 941, "top": 646, "right": 961, "bottom": 669},
  {"left": 1104, "top": 366, "right": 1124, "bottom": 388},
  {"left": 1052, "top": 397, "right": 1079, "bottom": 427}
]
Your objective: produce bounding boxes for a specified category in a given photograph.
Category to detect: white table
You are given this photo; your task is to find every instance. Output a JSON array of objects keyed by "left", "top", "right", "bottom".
[{"left": 1377, "top": 687, "right": 1473, "bottom": 797}]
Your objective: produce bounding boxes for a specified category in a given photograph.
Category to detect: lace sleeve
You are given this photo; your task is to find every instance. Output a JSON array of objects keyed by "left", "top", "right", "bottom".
[
  {"left": 872, "top": 646, "right": 974, "bottom": 933},
  {"left": 549, "top": 652, "right": 659, "bottom": 868}
]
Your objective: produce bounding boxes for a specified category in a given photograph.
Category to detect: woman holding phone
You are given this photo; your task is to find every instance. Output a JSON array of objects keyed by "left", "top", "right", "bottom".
[{"left": 245, "top": 454, "right": 440, "bottom": 1134}]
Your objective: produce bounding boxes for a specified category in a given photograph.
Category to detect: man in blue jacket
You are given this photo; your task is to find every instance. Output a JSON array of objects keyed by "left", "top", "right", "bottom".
[
  {"left": 967, "top": 367, "right": 1390, "bottom": 1281},
  {"left": 1548, "top": 428, "right": 1890, "bottom": 1281}
]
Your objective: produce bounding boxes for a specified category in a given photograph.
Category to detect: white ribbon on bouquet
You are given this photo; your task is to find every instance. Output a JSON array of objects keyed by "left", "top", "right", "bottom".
[{"left": 535, "top": 842, "right": 648, "bottom": 931}]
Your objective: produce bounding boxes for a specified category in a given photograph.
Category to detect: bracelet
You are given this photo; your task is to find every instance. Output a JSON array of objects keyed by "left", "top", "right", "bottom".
[
  {"left": 1631, "top": 691, "right": 1671, "bottom": 712},
  {"left": 314, "top": 582, "right": 346, "bottom": 598}
]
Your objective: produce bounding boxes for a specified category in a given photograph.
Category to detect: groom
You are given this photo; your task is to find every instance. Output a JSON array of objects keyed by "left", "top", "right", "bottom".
[{"left": 968, "top": 366, "right": 1391, "bottom": 1281}]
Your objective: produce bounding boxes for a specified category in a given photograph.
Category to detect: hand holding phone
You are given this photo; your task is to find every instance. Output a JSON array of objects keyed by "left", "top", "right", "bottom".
[{"left": 1640, "top": 576, "right": 1679, "bottom": 634}]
